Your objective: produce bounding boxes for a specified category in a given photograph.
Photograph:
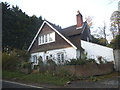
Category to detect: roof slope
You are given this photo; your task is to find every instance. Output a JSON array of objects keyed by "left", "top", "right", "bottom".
[
  {"left": 28, "top": 20, "right": 88, "bottom": 51},
  {"left": 45, "top": 20, "right": 87, "bottom": 49}
]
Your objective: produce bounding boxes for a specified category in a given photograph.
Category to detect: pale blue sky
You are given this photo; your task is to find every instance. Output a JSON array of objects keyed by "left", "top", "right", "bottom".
[{"left": 1, "top": 0, "right": 119, "bottom": 41}]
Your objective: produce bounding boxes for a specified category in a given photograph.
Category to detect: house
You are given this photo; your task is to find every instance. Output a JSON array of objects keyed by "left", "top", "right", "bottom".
[{"left": 28, "top": 11, "right": 92, "bottom": 65}]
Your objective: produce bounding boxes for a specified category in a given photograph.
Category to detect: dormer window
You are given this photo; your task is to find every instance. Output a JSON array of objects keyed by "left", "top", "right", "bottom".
[{"left": 38, "top": 32, "right": 55, "bottom": 45}]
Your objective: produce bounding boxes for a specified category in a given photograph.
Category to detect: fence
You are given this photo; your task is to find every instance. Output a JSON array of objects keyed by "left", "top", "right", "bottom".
[{"left": 57, "top": 62, "right": 114, "bottom": 77}]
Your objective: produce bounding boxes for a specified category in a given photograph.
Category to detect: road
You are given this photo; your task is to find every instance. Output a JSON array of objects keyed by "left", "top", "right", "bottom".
[
  {"left": 1, "top": 77, "right": 120, "bottom": 89},
  {"left": 2, "top": 80, "right": 48, "bottom": 89},
  {"left": 66, "top": 76, "right": 120, "bottom": 88}
]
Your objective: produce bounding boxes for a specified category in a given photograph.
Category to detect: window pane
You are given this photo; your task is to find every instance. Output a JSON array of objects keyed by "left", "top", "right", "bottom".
[
  {"left": 45, "top": 35, "right": 47, "bottom": 42},
  {"left": 33, "top": 55, "right": 37, "bottom": 63},
  {"left": 41, "top": 36, "right": 44, "bottom": 43},
  {"left": 58, "top": 54, "right": 60, "bottom": 63},
  {"left": 49, "top": 34, "right": 52, "bottom": 41},
  {"left": 49, "top": 32, "right": 55, "bottom": 42},
  {"left": 61, "top": 54, "right": 64, "bottom": 62},
  {"left": 47, "top": 34, "right": 49, "bottom": 42},
  {"left": 38, "top": 37, "right": 41, "bottom": 45}
]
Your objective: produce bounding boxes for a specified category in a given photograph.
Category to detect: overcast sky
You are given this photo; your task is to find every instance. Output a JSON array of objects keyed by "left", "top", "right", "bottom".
[{"left": 1, "top": 0, "right": 119, "bottom": 41}]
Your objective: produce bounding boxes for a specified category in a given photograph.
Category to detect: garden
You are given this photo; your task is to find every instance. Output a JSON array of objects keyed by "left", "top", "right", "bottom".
[{"left": 2, "top": 48, "right": 117, "bottom": 86}]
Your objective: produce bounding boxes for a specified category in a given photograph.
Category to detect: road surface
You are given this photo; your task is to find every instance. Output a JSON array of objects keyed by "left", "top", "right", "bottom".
[{"left": 2, "top": 80, "right": 47, "bottom": 89}]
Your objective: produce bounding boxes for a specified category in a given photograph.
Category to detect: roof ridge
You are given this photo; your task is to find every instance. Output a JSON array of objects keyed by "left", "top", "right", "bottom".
[
  {"left": 63, "top": 25, "right": 76, "bottom": 30},
  {"left": 44, "top": 19, "right": 62, "bottom": 30}
]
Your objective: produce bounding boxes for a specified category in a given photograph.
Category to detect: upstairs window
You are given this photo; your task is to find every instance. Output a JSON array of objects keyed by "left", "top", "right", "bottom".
[
  {"left": 45, "top": 35, "right": 47, "bottom": 43},
  {"left": 49, "top": 32, "right": 55, "bottom": 42},
  {"left": 38, "top": 32, "right": 55, "bottom": 45}
]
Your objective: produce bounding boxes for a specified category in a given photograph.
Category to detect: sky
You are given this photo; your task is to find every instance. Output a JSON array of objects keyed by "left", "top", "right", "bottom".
[{"left": 1, "top": 0, "right": 119, "bottom": 41}]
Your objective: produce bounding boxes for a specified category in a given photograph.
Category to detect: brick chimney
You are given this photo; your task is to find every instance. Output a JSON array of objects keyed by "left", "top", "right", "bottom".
[{"left": 76, "top": 10, "right": 83, "bottom": 28}]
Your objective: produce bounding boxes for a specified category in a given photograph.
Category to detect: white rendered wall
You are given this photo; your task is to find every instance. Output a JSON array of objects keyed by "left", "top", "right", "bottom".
[
  {"left": 81, "top": 40, "right": 114, "bottom": 63},
  {"left": 30, "top": 47, "right": 77, "bottom": 64}
]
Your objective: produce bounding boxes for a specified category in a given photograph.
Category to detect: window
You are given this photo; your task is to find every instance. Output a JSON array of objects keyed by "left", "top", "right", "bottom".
[
  {"left": 49, "top": 54, "right": 53, "bottom": 60},
  {"left": 38, "top": 37, "right": 41, "bottom": 45},
  {"left": 46, "top": 56, "right": 49, "bottom": 61},
  {"left": 33, "top": 55, "right": 37, "bottom": 63},
  {"left": 49, "top": 32, "right": 55, "bottom": 42},
  {"left": 45, "top": 35, "right": 47, "bottom": 42},
  {"left": 61, "top": 53, "right": 64, "bottom": 63},
  {"left": 38, "top": 32, "right": 55, "bottom": 45},
  {"left": 58, "top": 54, "right": 61, "bottom": 63},
  {"left": 57, "top": 53, "right": 64, "bottom": 64},
  {"left": 41, "top": 36, "right": 44, "bottom": 44}
]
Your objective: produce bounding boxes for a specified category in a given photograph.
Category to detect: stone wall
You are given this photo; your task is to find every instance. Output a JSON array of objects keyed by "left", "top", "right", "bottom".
[
  {"left": 113, "top": 49, "right": 120, "bottom": 71},
  {"left": 58, "top": 62, "right": 114, "bottom": 77}
]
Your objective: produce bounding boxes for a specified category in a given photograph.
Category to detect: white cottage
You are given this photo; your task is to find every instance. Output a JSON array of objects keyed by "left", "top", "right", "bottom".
[{"left": 28, "top": 11, "right": 92, "bottom": 65}]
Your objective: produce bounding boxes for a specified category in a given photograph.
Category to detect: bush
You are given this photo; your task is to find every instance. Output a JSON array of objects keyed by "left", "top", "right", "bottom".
[
  {"left": 55, "top": 68, "right": 70, "bottom": 77},
  {"left": 2, "top": 52, "right": 19, "bottom": 71},
  {"left": 20, "top": 62, "right": 32, "bottom": 69},
  {"left": 110, "top": 35, "right": 120, "bottom": 49},
  {"left": 65, "top": 58, "right": 88, "bottom": 65},
  {"left": 2, "top": 49, "right": 31, "bottom": 71},
  {"left": 19, "top": 61, "right": 32, "bottom": 74},
  {"left": 13, "top": 49, "right": 30, "bottom": 62}
]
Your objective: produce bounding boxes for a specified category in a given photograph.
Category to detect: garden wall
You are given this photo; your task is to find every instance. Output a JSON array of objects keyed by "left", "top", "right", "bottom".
[{"left": 57, "top": 62, "right": 114, "bottom": 77}]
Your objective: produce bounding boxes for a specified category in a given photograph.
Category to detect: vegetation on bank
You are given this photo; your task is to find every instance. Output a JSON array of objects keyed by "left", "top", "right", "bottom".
[
  {"left": 2, "top": 70, "right": 69, "bottom": 86},
  {"left": 2, "top": 49, "right": 116, "bottom": 86}
]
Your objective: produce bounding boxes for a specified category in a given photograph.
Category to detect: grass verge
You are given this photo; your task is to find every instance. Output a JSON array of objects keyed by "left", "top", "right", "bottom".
[{"left": 2, "top": 70, "right": 69, "bottom": 86}]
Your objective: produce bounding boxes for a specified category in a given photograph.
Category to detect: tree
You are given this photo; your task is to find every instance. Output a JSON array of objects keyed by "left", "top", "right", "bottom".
[
  {"left": 93, "top": 22, "right": 108, "bottom": 46},
  {"left": 2, "top": 2, "right": 43, "bottom": 51},
  {"left": 110, "top": 11, "right": 120, "bottom": 38},
  {"left": 91, "top": 35, "right": 99, "bottom": 44},
  {"left": 85, "top": 16, "right": 93, "bottom": 27},
  {"left": 110, "top": 35, "right": 120, "bottom": 49},
  {"left": 91, "top": 35, "right": 108, "bottom": 46}
]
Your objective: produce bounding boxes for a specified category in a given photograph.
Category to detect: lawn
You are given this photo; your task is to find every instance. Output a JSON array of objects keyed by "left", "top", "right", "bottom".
[
  {"left": 2, "top": 70, "right": 119, "bottom": 85},
  {"left": 2, "top": 70, "right": 69, "bottom": 86}
]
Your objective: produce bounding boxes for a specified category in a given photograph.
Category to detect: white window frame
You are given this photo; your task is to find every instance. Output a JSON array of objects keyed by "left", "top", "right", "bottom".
[
  {"left": 57, "top": 53, "right": 64, "bottom": 64},
  {"left": 38, "top": 32, "right": 55, "bottom": 45},
  {"left": 33, "top": 55, "right": 37, "bottom": 63},
  {"left": 38, "top": 37, "right": 41, "bottom": 45},
  {"left": 45, "top": 34, "right": 47, "bottom": 43}
]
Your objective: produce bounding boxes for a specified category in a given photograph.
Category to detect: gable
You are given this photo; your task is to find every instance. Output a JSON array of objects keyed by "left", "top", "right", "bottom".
[{"left": 28, "top": 21, "right": 77, "bottom": 52}]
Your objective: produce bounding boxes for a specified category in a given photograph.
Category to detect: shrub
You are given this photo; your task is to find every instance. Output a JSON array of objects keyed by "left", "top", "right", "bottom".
[
  {"left": 2, "top": 49, "right": 31, "bottom": 71},
  {"left": 87, "top": 59, "right": 96, "bottom": 63},
  {"left": 13, "top": 49, "right": 30, "bottom": 62},
  {"left": 55, "top": 68, "right": 70, "bottom": 77},
  {"left": 19, "top": 61, "right": 32, "bottom": 74},
  {"left": 66, "top": 58, "right": 88, "bottom": 65},
  {"left": 110, "top": 35, "right": 120, "bottom": 49},
  {"left": 20, "top": 62, "right": 32, "bottom": 69},
  {"left": 2, "top": 52, "right": 19, "bottom": 71}
]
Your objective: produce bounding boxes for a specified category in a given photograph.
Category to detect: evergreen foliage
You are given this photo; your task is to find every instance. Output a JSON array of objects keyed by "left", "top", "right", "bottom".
[
  {"left": 110, "top": 35, "right": 120, "bottom": 49},
  {"left": 2, "top": 2, "right": 43, "bottom": 50}
]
